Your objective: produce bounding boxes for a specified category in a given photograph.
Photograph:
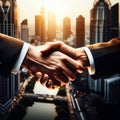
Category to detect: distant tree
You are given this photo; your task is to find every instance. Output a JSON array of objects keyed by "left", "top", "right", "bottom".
[
  {"left": 57, "top": 85, "right": 66, "bottom": 96},
  {"left": 25, "top": 77, "right": 36, "bottom": 93}
]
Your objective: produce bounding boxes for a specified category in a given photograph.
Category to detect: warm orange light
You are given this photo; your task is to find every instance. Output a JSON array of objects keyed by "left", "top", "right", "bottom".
[
  {"left": 43, "top": 0, "right": 68, "bottom": 25},
  {"left": 44, "top": 0, "right": 57, "bottom": 12}
]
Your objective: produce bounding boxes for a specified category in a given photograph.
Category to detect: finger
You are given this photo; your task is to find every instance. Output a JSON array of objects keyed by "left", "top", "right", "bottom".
[
  {"left": 46, "top": 80, "right": 61, "bottom": 89},
  {"left": 62, "top": 55, "right": 85, "bottom": 73},
  {"left": 34, "top": 72, "right": 43, "bottom": 82},
  {"left": 60, "top": 44, "right": 78, "bottom": 59},
  {"left": 53, "top": 71, "right": 69, "bottom": 84},
  {"left": 40, "top": 74, "right": 49, "bottom": 86},
  {"left": 45, "top": 79, "right": 56, "bottom": 89},
  {"left": 59, "top": 61, "right": 77, "bottom": 80},
  {"left": 40, "top": 41, "right": 63, "bottom": 54},
  {"left": 63, "top": 68, "right": 76, "bottom": 81},
  {"left": 76, "top": 60, "right": 85, "bottom": 73},
  {"left": 41, "top": 41, "right": 79, "bottom": 59},
  {"left": 48, "top": 77, "right": 61, "bottom": 88},
  {"left": 34, "top": 72, "right": 42, "bottom": 79},
  {"left": 40, "top": 43, "right": 55, "bottom": 54}
]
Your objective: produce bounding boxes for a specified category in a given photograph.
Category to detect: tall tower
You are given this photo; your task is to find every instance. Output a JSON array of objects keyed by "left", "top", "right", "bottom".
[
  {"left": 40, "top": 6, "right": 46, "bottom": 43},
  {"left": 89, "top": 0, "right": 120, "bottom": 96},
  {"left": 47, "top": 11, "right": 56, "bottom": 42},
  {"left": 21, "top": 19, "right": 29, "bottom": 43},
  {"left": 90, "top": 0, "right": 111, "bottom": 44},
  {"left": 35, "top": 15, "right": 40, "bottom": 37},
  {"left": 13, "top": 0, "right": 19, "bottom": 38},
  {"left": 0, "top": 0, "right": 18, "bottom": 37},
  {"left": 63, "top": 17, "right": 71, "bottom": 41},
  {"left": 76, "top": 15, "right": 85, "bottom": 48},
  {"left": 0, "top": 0, "right": 20, "bottom": 114},
  {"left": 35, "top": 6, "right": 46, "bottom": 44},
  {"left": 110, "top": 3, "right": 119, "bottom": 38}
]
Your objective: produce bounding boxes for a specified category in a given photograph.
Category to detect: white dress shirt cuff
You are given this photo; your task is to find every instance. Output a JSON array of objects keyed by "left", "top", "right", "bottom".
[
  {"left": 12, "top": 42, "right": 30, "bottom": 74},
  {"left": 83, "top": 47, "right": 95, "bottom": 75}
]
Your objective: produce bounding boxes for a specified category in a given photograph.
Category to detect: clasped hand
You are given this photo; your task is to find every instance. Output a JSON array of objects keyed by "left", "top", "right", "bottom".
[{"left": 24, "top": 42, "right": 88, "bottom": 89}]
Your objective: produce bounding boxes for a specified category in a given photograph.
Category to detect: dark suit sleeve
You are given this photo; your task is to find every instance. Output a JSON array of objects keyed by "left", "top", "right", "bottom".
[
  {"left": 87, "top": 38, "right": 120, "bottom": 79},
  {"left": 0, "top": 33, "right": 24, "bottom": 77}
]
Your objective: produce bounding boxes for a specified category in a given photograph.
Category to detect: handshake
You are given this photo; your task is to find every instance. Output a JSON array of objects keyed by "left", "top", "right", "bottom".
[
  {"left": 24, "top": 41, "right": 90, "bottom": 89},
  {"left": 1, "top": 33, "right": 119, "bottom": 89}
]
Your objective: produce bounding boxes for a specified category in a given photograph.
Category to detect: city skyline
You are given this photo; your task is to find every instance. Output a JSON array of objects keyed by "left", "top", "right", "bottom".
[
  {"left": 0, "top": 0, "right": 120, "bottom": 118},
  {"left": 17, "top": 0, "right": 120, "bottom": 35}
]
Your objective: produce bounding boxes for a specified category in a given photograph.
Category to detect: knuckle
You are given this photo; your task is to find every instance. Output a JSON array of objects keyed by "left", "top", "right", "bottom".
[
  {"left": 44, "top": 74, "right": 49, "bottom": 79},
  {"left": 61, "top": 57, "right": 66, "bottom": 62}
]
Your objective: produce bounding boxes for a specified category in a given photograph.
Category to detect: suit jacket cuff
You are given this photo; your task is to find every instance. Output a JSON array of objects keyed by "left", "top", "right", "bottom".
[
  {"left": 12, "top": 42, "right": 30, "bottom": 74},
  {"left": 83, "top": 47, "right": 96, "bottom": 75}
]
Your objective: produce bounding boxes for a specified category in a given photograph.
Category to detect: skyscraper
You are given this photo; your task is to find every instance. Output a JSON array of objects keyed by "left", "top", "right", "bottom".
[
  {"left": 104, "top": 76, "right": 120, "bottom": 104},
  {"left": 63, "top": 17, "right": 71, "bottom": 41},
  {"left": 47, "top": 11, "right": 56, "bottom": 42},
  {"left": 0, "top": 0, "right": 18, "bottom": 37},
  {"left": 110, "top": 3, "right": 119, "bottom": 38},
  {"left": 21, "top": 19, "right": 29, "bottom": 43},
  {"left": 89, "top": 0, "right": 111, "bottom": 94},
  {"left": 0, "top": 0, "right": 20, "bottom": 114},
  {"left": 76, "top": 15, "right": 85, "bottom": 47},
  {"left": 90, "top": 0, "right": 111, "bottom": 44},
  {"left": 35, "top": 6, "right": 46, "bottom": 44},
  {"left": 35, "top": 15, "right": 40, "bottom": 37},
  {"left": 89, "top": 0, "right": 120, "bottom": 99}
]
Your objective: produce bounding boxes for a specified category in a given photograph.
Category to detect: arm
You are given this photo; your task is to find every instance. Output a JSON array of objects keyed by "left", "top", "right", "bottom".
[
  {"left": 0, "top": 33, "right": 24, "bottom": 77},
  {"left": 87, "top": 38, "right": 120, "bottom": 78}
]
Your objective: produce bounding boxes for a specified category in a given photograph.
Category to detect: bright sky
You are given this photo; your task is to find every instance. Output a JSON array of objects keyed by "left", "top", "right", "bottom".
[{"left": 17, "top": 0, "right": 119, "bottom": 34}]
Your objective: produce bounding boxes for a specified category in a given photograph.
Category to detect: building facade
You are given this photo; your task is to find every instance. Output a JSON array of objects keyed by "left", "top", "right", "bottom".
[
  {"left": 110, "top": 3, "right": 119, "bottom": 38},
  {"left": 89, "top": 0, "right": 120, "bottom": 103},
  {"left": 63, "top": 17, "right": 71, "bottom": 41},
  {"left": 76, "top": 15, "right": 85, "bottom": 47},
  {"left": 0, "top": 0, "right": 18, "bottom": 37},
  {"left": 90, "top": 0, "right": 111, "bottom": 44},
  {"left": 0, "top": 0, "right": 20, "bottom": 114},
  {"left": 21, "top": 19, "right": 29, "bottom": 43},
  {"left": 35, "top": 6, "right": 46, "bottom": 44},
  {"left": 47, "top": 11, "right": 56, "bottom": 42}
]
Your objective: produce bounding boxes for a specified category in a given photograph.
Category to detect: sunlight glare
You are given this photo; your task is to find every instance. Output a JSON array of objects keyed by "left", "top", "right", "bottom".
[{"left": 44, "top": 0, "right": 57, "bottom": 12}]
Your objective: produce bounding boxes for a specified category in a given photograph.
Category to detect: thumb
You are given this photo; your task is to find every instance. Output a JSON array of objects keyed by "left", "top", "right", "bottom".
[
  {"left": 40, "top": 41, "right": 62, "bottom": 54},
  {"left": 40, "top": 43, "right": 52, "bottom": 54}
]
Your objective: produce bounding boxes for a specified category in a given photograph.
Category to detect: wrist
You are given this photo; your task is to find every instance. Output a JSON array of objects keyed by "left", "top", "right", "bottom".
[
  {"left": 83, "top": 47, "right": 96, "bottom": 75},
  {"left": 76, "top": 47, "right": 90, "bottom": 67},
  {"left": 26, "top": 45, "right": 35, "bottom": 59},
  {"left": 22, "top": 45, "right": 36, "bottom": 67}
]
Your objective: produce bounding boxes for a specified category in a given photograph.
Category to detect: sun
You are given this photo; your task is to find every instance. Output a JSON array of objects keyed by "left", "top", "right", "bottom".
[
  {"left": 41, "top": 0, "right": 66, "bottom": 25},
  {"left": 44, "top": 0, "right": 57, "bottom": 12}
]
